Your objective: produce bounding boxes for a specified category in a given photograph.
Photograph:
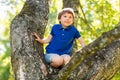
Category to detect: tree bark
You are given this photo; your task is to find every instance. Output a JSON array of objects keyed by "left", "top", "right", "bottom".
[
  {"left": 10, "top": 0, "right": 120, "bottom": 80},
  {"left": 10, "top": 0, "right": 49, "bottom": 80},
  {"left": 68, "top": 38, "right": 120, "bottom": 80},
  {"left": 55, "top": 23, "right": 120, "bottom": 80}
]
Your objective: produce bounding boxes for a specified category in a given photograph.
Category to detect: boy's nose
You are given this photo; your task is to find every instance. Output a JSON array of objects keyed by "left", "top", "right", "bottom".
[{"left": 66, "top": 17, "right": 70, "bottom": 20}]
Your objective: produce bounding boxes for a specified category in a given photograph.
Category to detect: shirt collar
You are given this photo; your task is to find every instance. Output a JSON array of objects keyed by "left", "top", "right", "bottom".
[{"left": 59, "top": 24, "right": 73, "bottom": 30}]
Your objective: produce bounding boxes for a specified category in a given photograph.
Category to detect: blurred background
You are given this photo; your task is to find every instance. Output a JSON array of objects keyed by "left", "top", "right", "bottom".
[{"left": 0, "top": 0, "right": 120, "bottom": 80}]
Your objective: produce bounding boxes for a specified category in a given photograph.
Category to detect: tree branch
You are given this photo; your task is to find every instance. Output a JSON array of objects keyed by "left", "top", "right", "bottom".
[
  {"left": 79, "top": 1, "right": 92, "bottom": 30},
  {"left": 55, "top": 23, "right": 120, "bottom": 80},
  {"left": 68, "top": 38, "right": 120, "bottom": 79}
]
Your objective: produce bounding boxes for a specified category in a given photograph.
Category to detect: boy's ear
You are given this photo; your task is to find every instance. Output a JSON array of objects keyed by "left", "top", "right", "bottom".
[{"left": 58, "top": 19, "right": 61, "bottom": 23}]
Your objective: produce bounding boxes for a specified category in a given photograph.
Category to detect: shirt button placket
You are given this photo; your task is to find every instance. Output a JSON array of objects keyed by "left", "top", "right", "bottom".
[
  {"left": 62, "top": 29, "right": 65, "bottom": 39},
  {"left": 62, "top": 29, "right": 65, "bottom": 36}
]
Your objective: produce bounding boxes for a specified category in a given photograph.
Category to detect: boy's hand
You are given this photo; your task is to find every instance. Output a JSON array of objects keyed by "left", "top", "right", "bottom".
[{"left": 32, "top": 32, "right": 41, "bottom": 42}]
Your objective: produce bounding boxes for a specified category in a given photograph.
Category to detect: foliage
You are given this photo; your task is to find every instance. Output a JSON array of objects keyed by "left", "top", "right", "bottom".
[
  {"left": 0, "top": 0, "right": 25, "bottom": 80},
  {"left": 46, "top": 1, "right": 120, "bottom": 79},
  {"left": 0, "top": 0, "right": 120, "bottom": 79},
  {"left": 112, "top": 70, "right": 120, "bottom": 80},
  {"left": 79, "top": 0, "right": 120, "bottom": 43}
]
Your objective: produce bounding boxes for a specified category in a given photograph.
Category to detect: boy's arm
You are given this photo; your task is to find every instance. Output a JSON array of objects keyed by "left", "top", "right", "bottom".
[
  {"left": 77, "top": 37, "right": 86, "bottom": 48},
  {"left": 33, "top": 32, "right": 52, "bottom": 44}
]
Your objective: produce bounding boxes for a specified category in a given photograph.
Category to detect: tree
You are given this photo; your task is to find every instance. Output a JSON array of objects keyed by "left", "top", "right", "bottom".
[
  {"left": 10, "top": 0, "right": 49, "bottom": 79},
  {"left": 10, "top": 0, "right": 120, "bottom": 80},
  {"left": 55, "top": 23, "right": 120, "bottom": 80}
]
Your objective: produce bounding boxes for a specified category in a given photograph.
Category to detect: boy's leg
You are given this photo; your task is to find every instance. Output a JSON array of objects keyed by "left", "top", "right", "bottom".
[
  {"left": 44, "top": 54, "right": 63, "bottom": 68},
  {"left": 61, "top": 54, "right": 71, "bottom": 66},
  {"left": 50, "top": 54, "right": 64, "bottom": 68}
]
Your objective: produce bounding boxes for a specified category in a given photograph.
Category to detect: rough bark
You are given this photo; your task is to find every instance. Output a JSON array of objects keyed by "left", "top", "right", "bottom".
[
  {"left": 55, "top": 23, "right": 120, "bottom": 80},
  {"left": 10, "top": 0, "right": 49, "bottom": 80},
  {"left": 68, "top": 38, "right": 120, "bottom": 80}
]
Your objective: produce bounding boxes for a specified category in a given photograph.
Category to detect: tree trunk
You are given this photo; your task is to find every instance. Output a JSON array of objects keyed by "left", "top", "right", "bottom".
[
  {"left": 10, "top": 0, "right": 120, "bottom": 80},
  {"left": 63, "top": 0, "right": 81, "bottom": 54},
  {"left": 10, "top": 0, "right": 49, "bottom": 80}
]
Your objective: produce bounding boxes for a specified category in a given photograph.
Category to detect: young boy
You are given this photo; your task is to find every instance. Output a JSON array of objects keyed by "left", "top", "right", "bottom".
[{"left": 33, "top": 8, "right": 86, "bottom": 68}]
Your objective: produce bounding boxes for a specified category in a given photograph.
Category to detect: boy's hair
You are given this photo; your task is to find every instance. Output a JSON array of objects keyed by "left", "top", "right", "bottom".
[{"left": 58, "top": 8, "right": 75, "bottom": 20}]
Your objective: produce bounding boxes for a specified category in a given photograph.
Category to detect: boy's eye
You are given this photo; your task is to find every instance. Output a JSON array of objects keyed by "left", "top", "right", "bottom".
[
  {"left": 63, "top": 16, "right": 72, "bottom": 18},
  {"left": 69, "top": 16, "right": 72, "bottom": 18},
  {"left": 64, "top": 16, "right": 67, "bottom": 17}
]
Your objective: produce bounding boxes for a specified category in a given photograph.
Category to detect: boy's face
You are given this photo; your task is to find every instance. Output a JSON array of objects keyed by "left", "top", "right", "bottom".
[{"left": 59, "top": 12, "right": 74, "bottom": 28}]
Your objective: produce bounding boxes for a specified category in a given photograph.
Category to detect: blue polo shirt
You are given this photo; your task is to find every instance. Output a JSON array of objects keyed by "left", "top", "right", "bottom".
[{"left": 46, "top": 24, "right": 81, "bottom": 55}]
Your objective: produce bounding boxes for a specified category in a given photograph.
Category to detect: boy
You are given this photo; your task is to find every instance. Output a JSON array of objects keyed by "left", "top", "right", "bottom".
[{"left": 33, "top": 8, "right": 86, "bottom": 68}]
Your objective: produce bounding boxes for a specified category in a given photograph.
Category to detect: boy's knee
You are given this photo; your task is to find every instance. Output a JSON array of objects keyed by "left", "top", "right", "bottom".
[
  {"left": 61, "top": 54, "right": 71, "bottom": 65},
  {"left": 51, "top": 55, "right": 64, "bottom": 68}
]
